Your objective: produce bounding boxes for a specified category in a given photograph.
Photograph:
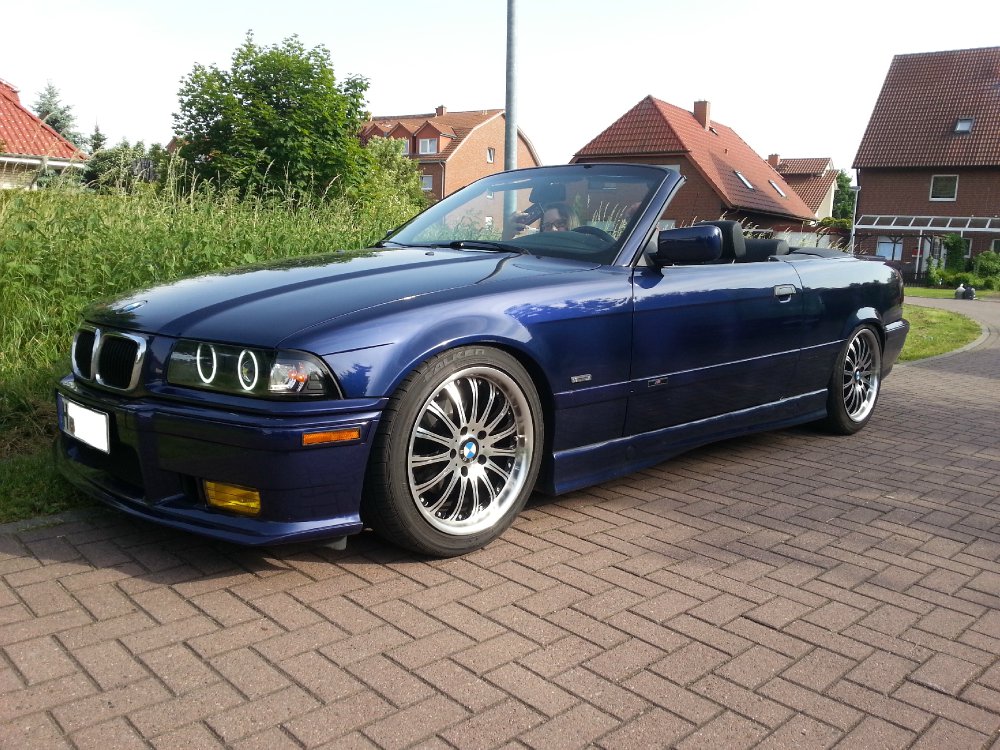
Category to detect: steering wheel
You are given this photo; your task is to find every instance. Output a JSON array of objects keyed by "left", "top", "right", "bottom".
[{"left": 572, "top": 225, "right": 615, "bottom": 243}]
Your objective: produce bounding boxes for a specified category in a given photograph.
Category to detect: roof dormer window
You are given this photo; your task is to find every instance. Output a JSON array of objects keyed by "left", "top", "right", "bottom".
[
  {"left": 768, "top": 179, "right": 786, "bottom": 198},
  {"left": 418, "top": 138, "right": 438, "bottom": 155},
  {"left": 735, "top": 171, "right": 755, "bottom": 190},
  {"left": 954, "top": 118, "right": 974, "bottom": 134}
]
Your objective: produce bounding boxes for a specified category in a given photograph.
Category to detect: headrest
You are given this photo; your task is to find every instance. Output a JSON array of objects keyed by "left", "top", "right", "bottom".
[{"left": 697, "top": 220, "right": 746, "bottom": 260}]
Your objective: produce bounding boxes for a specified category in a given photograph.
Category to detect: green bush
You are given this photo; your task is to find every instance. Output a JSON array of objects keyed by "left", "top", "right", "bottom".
[
  {"left": 942, "top": 233, "right": 970, "bottom": 272},
  {"left": 952, "top": 272, "right": 985, "bottom": 288},
  {"left": 973, "top": 250, "right": 1000, "bottom": 278},
  {"left": 925, "top": 258, "right": 945, "bottom": 286}
]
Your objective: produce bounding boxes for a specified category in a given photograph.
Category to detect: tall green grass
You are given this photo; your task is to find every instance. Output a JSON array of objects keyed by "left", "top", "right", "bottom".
[{"left": 0, "top": 182, "right": 421, "bottom": 456}]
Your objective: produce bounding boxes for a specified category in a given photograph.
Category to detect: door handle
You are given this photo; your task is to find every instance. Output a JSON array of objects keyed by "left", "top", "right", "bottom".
[{"left": 773, "top": 284, "right": 797, "bottom": 299}]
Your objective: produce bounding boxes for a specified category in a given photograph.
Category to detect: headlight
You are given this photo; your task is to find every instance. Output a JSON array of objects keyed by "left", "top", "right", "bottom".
[{"left": 167, "top": 341, "right": 339, "bottom": 398}]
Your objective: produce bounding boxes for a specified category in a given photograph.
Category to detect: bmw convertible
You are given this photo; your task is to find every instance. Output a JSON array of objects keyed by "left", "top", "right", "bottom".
[{"left": 56, "top": 164, "right": 908, "bottom": 555}]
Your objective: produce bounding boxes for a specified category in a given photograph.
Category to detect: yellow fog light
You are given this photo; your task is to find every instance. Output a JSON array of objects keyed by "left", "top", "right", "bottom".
[
  {"left": 204, "top": 481, "right": 261, "bottom": 516},
  {"left": 302, "top": 427, "right": 361, "bottom": 446}
]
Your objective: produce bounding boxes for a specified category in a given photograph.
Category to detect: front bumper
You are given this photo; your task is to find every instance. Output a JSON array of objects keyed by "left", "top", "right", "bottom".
[{"left": 55, "top": 377, "right": 382, "bottom": 545}]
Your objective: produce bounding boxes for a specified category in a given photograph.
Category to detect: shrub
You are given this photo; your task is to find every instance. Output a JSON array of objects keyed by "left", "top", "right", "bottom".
[
  {"left": 942, "top": 233, "right": 970, "bottom": 272},
  {"left": 925, "top": 257, "right": 944, "bottom": 286},
  {"left": 973, "top": 249, "right": 1000, "bottom": 278},
  {"left": 952, "top": 272, "right": 985, "bottom": 288}
]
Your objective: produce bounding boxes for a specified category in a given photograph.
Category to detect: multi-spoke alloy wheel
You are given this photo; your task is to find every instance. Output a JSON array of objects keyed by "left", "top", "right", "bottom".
[
  {"left": 408, "top": 366, "right": 534, "bottom": 535},
  {"left": 364, "top": 347, "right": 543, "bottom": 556},
  {"left": 841, "top": 329, "right": 880, "bottom": 423},
  {"left": 824, "top": 326, "right": 882, "bottom": 434}
]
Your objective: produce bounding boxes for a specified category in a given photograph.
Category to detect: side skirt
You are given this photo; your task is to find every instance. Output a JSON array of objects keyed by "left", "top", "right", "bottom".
[{"left": 544, "top": 391, "right": 827, "bottom": 495}]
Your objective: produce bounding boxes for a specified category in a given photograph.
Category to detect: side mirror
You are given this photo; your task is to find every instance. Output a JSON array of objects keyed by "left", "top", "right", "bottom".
[{"left": 651, "top": 225, "right": 723, "bottom": 267}]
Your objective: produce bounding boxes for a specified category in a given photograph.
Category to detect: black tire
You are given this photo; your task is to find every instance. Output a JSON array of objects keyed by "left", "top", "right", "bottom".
[
  {"left": 823, "top": 326, "right": 882, "bottom": 435},
  {"left": 363, "top": 346, "right": 543, "bottom": 556}
]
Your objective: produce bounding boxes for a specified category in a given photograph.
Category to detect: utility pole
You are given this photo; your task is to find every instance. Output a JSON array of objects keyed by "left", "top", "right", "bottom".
[{"left": 504, "top": 0, "right": 517, "bottom": 172}]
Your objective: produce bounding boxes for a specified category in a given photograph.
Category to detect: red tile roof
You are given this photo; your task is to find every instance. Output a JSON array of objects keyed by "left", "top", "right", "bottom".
[
  {"left": 854, "top": 46, "right": 1000, "bottom": 168},
  {"left": 0, "top": 79, "right": 83, "bottom": 160},
  {"left": 775, "top": 157, "right": 833, "bottom": 176},
  {"left": 574, "top": 96, "right": 814, "bottom": 221},
  {"left": 774, "top": 158, "right": 838, "bottom": 214},
  {"left": 363, "top": 108, "right": 504, "bottom": 162},
  {"left": 781, "top": 171, "right": 838, "bottom": 215}
]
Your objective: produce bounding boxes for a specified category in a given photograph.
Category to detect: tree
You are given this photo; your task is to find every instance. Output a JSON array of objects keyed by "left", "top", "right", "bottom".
[
  {"left": 32, "top": 82, "right": 81, "bottom": 145},
  {"left": 173, "top": 33, "right": 369, "bottom": 197},
  {"left": 89, "top": 125, "right": 107, "bottom": 154},
  {"left": 356, "top": 137, "right": 426, "bottom": 206},
  {"left": 82, "top": 140, "right": 166, "bottom": 192},
  {"left": 832, "top": 170, "right": 855, "bottom": 220}
]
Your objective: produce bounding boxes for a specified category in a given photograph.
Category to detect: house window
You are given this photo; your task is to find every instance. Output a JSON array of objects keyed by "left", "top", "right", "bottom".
[
  {"left": 486, "top": 147, "right": 495, "bottom": 164},
  {"left": 930, "top": 175, "right": 958, "bottom": 201},
  {"left": 992, "top": 239, "right": 1000, "bottom": 253},
  {"left": 735, "top": 171, "right": 755, "bottom": 190},
  {"left": 398, "top": 138, "right": 409, "bottom": 155},
  {"left": 418, "top": 138, "right": 438, "bottom": 155},
  {"left": 420, "top": 175, "right": 433, "bottom": 191},
  {"left": 768, "top": 179, "right": 786, "bottom": 198},
  {"left": 876, "top": 236, "right": 903, "bottom": 261},
  {"left": 954, "top": 118, "right": 974, "bottom": 134}
]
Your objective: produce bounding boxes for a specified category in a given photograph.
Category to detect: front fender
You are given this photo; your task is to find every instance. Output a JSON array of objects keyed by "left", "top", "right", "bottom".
[{"left": 322, "top": 310, "right": 544, "bottom": 398}]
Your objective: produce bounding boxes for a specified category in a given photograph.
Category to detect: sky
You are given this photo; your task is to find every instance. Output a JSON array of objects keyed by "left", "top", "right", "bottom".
[{"left": 4, "top": 0, "right": 1000, "bottom": 179}]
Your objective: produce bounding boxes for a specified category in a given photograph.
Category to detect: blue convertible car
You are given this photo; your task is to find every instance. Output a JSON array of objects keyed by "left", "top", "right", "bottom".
[{"left": 56, "top": 164, "right": 908, "bottom": 555}]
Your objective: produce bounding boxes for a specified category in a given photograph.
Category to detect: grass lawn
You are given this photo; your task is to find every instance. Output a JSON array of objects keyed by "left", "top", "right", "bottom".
[
  {"left": 898, "top": 303, "right": 982, "bottom": 362},
  {"left": 905, "top": 286, "right": 999, "bottom": 299}
]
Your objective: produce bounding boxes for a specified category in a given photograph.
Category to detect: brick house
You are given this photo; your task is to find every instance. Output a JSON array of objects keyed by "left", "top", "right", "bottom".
[
  {"left": 853, "top": 46, "right": 1000, "bottom": 279},
  {"left": 0, "top": 78, "right": 85, "bottom": 189},
  {"left": 571, "top": 96, "right": 816, "bottom": 235},
  {"left": 768, "top": 156, "right": 839, "bottom": 219},
  {"left": 361, "top": 106, "right": 540, "bottom": 200}
]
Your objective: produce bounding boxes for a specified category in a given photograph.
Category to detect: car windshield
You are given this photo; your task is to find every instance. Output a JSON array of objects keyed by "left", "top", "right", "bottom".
[{"left": 388, "top": 164, "right": 671, "bottom": 264}]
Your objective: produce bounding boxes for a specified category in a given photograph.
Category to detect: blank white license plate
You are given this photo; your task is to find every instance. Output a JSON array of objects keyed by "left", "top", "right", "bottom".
[{"left": 61, "top": 397, "right": 110, "bottom": 454}]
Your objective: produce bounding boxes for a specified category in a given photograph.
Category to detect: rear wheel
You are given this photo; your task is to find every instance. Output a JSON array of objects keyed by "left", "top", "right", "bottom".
[
  {"left": 823, "top": 326, "right": 882, "bottom": 434},
  {"left": 363, "top": 347, "right": 542, "bottom": 556}
]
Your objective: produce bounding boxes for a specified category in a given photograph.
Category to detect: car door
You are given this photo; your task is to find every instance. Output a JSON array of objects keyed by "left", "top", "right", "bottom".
[{"left": 625, "top": 260, "right": 803, "bottom": 435}]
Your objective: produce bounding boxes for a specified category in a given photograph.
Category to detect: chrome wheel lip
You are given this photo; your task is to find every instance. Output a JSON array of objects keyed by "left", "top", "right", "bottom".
[
  {"left": 407, "top": 365, "right": 534, "bottom": 536},
  {"left": 842, "top": 329, "right": 881, "bottom": 423}
]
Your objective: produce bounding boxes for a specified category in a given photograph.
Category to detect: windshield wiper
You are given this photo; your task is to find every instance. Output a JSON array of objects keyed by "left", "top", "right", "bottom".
[
  {"left": 444, "top": 240, "right": 526, "bottom": 254},
  {"left": 372, "top": 239, "right": 407, "bottom": 248}
]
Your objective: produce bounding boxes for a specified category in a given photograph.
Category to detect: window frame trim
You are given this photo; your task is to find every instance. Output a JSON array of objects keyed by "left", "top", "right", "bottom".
[{"left": 929, "top": 174, "right": 959, "bottom": 202}]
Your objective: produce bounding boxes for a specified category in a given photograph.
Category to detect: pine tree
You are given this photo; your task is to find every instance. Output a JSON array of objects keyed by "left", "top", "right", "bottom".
[
  {"left": 89, "top": 124, "right": 107, "bottom": 154},
  {"left": 33, "top": 82, "right": 82, "bottom": 145}
]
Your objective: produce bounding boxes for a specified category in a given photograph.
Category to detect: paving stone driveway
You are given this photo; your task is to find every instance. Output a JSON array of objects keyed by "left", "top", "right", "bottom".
[{"left": 2, "top": 297, "right": 999, "bottom": 749}]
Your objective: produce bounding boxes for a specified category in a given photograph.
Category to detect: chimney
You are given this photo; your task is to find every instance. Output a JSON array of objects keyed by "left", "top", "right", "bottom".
[
  {"left": 768, "top": 154, "right": 781, "bottom": 168},
  {"left": 693, "top": 100, "right": 711, "bottom": 130},
  {"left": 435, "top": 105, "right": 446, "bottom": 117}
]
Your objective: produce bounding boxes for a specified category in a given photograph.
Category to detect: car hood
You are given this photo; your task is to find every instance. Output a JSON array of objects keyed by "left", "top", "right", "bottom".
[{"left": 87, "top": 247, "right": 595, "bottom": 347}]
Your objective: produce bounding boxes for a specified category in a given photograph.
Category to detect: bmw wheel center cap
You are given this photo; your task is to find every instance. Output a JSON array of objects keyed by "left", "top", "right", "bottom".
[{"left": 461, "top": 439, "right": 479, "bottom": 462}]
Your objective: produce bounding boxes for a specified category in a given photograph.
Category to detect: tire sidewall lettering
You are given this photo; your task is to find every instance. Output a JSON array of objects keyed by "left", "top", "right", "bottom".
[{"left": 421, "top": 347, "right": 488, "bottom": 385}]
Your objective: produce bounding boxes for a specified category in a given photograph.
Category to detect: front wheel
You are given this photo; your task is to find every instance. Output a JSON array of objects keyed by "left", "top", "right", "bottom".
[
  {"left": 823, "top": 326, "right": 882, "bottom": 434},
  {"left": 363, "top": 347, "right": 543, "bottom": 556}
]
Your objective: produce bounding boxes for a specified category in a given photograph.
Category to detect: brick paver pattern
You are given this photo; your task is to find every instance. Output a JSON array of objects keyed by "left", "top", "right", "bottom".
[{"left": 2, "top": 296, "right": 999, "bottom": 749}]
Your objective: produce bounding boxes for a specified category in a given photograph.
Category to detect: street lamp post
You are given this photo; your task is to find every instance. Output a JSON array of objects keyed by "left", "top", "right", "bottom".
[{"left": 848, "top": 185, "right": 860, "bottom": 254}]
